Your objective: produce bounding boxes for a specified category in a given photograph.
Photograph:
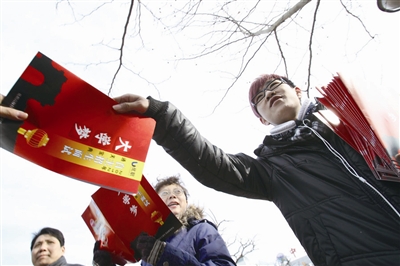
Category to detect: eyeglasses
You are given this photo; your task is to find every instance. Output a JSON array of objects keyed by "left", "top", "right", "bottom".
[
  {"left": 158, "top": 188, "right": 184, "bottom": 199},
  {"left": 251, "top": 78, "right": 287, "bottom": 107}
]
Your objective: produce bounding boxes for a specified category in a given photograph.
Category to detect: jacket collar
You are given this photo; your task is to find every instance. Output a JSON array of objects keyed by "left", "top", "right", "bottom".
[
  {"left": 48, "top": 256, "right": 67, "bottom": 266},
  {"left": 178, "top": 204, "right": 204, "bottom": 227}
]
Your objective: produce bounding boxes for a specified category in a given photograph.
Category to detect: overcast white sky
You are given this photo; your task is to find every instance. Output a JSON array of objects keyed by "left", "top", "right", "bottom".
[{"left": 1, "top": 1, "right": 399, "bottom": 265}]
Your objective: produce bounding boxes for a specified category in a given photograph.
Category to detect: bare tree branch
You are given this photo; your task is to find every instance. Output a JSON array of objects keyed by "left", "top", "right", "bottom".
[
  {"left": 339, "top": 0, "right": 376, "bottom": 39},
  {"left": 56, "top": 0, "right": 113, "bottom": 24},
  {"left": 206, "top": 209, "right": 257, "bottom": 263},
  {"left": 108, "top": 0, "right": 135, "bottom": 95},
  {"left": 254, "top": 0, "right": 312, "bottom": 36},
  {"left": 274, "top": 29, "right": 289, "bottom": 77},
  {"left": 230, "top": 237, "right": 257, "bottom": 264},
  {"left": 210, "top": 33, "right": 272, "bottom": 115},
  {"left": 58, "top": 0, "right": 379, "bottom": 113},
  {"left": 206, "top": 209, "right": 233, "bottom": 230},
  {"left": 306, "top": 0, "right": 321, "bottom": 97}
]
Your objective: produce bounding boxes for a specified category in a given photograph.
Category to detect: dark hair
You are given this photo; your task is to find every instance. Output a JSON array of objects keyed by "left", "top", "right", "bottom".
[
  {"left": 154, "top": 175, "right": 189, "bottom": 200},
  {"left": 248, "top": 74, "right": 296, "bottom": 118},
  {"left": 30, "top": 227, "right": 65, "bottom": 250}
]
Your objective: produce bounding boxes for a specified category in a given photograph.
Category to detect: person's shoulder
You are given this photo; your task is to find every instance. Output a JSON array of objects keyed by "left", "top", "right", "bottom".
[{"left": 189, "top": 218, "right": 218, "bottom": 230}]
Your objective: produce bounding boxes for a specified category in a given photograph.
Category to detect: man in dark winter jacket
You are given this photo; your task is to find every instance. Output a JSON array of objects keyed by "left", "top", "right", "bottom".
[
  {"left": 110, "top": 74, "right": 400, "bottom": 266},
  {"left": 93, "top": 175, "right": 236, "bottom": 266},
  {"left": 30, "top": 227, "right": 83, "bottom": 266}
]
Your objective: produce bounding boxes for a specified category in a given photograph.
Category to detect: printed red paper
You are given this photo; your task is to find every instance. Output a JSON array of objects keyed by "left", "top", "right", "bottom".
[
  {"left": 0, "top": 52, "right": 155, "bottom": 193},
  {"left": 82, "top": 176, "right": 182, "bottom": 264}
]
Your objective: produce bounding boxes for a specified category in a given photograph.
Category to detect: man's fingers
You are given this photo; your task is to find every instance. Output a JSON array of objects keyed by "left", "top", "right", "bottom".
[
  {"left": 113, "top": 94, "right": 143, "bottom": 104},
  {"left": 112, "top": 94, "right": 149, "bottom": 114},
  {"left": 0, "top": 106, "right": 28, "bottom": 120},
  {"left": 0, "top": 94, "right": 28, "bottom": 121}
]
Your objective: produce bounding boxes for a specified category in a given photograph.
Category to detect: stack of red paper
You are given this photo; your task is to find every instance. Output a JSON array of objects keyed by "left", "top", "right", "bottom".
[{"left": 315, "top": 72, "right": 399, "bottom": 182}]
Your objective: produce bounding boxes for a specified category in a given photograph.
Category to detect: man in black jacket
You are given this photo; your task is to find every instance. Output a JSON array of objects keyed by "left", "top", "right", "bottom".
[{"left": 110, "top": 73, "right": 400, "bottom": 265}]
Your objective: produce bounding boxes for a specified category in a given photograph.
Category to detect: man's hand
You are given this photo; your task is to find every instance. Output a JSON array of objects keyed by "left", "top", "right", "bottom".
[
  {"left": 0, "top": 94, "right": 28, "bottom": 120},
  {"left": 112, "top": 94, "right": 150, "bottom": 114}
]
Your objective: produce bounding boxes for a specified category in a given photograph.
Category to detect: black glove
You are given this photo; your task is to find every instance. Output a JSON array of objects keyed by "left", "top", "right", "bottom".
[
  {"left": 130, "top": 232, "right": 156, "bottom": 261},
  {"left": 93, "top": 240, "right": 115, "bottom": 266}
]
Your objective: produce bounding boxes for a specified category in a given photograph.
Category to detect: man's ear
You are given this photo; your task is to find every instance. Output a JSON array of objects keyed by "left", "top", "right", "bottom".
[
  {"left": 61, "top": 246, "right": 65, "bottom": 254},
  {"left": 295, "top": 87, "right": 302, "bottom": 99},
  {"left": 259, "top": 117, "right": 270, "bottom": 125}
]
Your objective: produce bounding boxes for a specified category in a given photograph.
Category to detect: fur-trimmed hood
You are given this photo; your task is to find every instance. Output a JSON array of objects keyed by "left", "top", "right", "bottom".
[{"left": 177, "top": 204, "right": 205, "bottom": 228}]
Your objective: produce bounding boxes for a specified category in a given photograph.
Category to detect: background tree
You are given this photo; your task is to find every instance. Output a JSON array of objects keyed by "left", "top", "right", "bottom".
[
  {"left": 58, "top": 0, "right": 381, "bottom": 107},
  {"left": 208, "top": 210, "right": 257, "bottom": 264}
]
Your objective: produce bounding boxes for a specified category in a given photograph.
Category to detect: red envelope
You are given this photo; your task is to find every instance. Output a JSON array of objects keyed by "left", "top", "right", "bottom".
[
  {"left": 316, "top": 73, "right": 399, "bottom": 182},
  {"left": 82, "top": 176, "right": 182, "bottom": 264}
]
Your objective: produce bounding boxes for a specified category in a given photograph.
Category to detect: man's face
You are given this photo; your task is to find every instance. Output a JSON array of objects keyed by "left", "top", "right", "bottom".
[
  {"left": 31, "top": 234, "right": 65, "bottom": 266},
  {"left": 255, "top": 79, "right": 302, "bottom": 125},
  {"left": 158, "top": 184, "right": 188, "bottom": 218}
]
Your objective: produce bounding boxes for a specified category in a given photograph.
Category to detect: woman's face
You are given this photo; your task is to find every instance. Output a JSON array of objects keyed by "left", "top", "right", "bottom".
[{"left": 158, "top": 184, "right": 188, "bottom": 217}]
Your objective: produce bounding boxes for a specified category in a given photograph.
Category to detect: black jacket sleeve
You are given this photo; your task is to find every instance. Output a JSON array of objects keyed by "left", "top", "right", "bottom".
[{"left": 144, "top": 96, "right": 271, "bottom": 200}]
